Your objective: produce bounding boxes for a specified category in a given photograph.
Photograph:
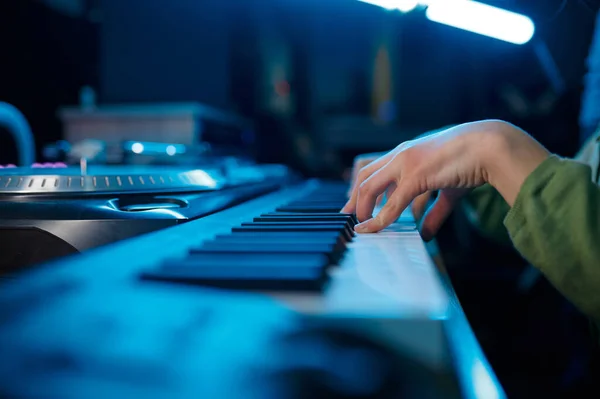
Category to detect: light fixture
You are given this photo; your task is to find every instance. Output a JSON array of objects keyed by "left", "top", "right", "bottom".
[
  {"left": 358, "top": 0, "right": 419, "bottom": 13},
  {"left": 356, "top": 0, "right": 535, "bottom": 45},
  {"left": 424, "top": 0, "right": 535, "bottom": 45}
]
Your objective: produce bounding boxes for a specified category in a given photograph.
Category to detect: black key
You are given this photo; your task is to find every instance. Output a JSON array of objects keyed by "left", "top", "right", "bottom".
[
  {"left": 231, "top": 225, "right": 353, "bottom": 242},
  {"left": 173, "top": 253, "right": 330, "bottom": 264},
  {"left": 242, "top": 221, "right": 348, "bottom": 226},
  {"left": 194, "top": 242, "right": 337, "bottom": 253},
  {"left": 296, "top": 202, "right": 343, "bottom": 205},
  {"left": 262, "top": 212, "right": 358, "bottom": 224},
  {"left": 190, "top": 243, "right": 342, "bottom": 263},
  {"left": 210, "top": 234, "right": 343, "bottom": 245},
  {"left": 219, "top": 231, "right": 346, "bottom": 243},
  {"left": 209, "top": 234, "right": 347, "bottom": 252},
  {"left": 276, "top": 206, "right": 347, "bottom": 213},
  {"left": 254, "top": 215, "right": 356, "bottom": 226},
  {"left": 240, "top": 221, "right": 354, "bottom": 238},
  {"left": 141, "top": 253, "right": 330, "bottom": 291},
  {"left": 285, "top": 201, "right": 347, "bottom": 206}
]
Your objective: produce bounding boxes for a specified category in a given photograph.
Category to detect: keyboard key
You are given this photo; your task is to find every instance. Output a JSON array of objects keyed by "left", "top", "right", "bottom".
[
  {"left": 219, "top": 231, "right": 346, "bottom": 243},
  {"left": 210, "top": 234, "right": 347, "bottom": 252},
  {"left": 240, "top": 221, "right": 354, "bottom": 237},
  {"left": 254, "top": 215, "right": 356, "bottom": 227},
  {"left": 262, "top": 212, "right": 358, "bottom": 224},
  {"left": 140, "top": 180, "right": 355, "bottom": 293},
  {"left": 141, "top": 253, "right": 330, "bottom": 291},
  {"left": 191, "top": 242, "right": 343, "bottom": 263},
  {"left": 276, "top": 206, "right": 346, "bottom": 213},
  {"left": 231, "top": 225, "right": 353, "bottom": 242}
]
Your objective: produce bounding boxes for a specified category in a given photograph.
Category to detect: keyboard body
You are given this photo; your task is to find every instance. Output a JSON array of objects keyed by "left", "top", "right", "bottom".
[{"left": 0, "top": 180, "right": 505, "bottom": 398}]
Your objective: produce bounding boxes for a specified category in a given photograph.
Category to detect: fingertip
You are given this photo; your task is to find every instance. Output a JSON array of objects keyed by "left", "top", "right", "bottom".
[
  {"left": 341, "top": 202, "right": 353, "bottom": 214},
  {"left": 354, "top": 219, "right": 374, "bottom": 233},
  {"left": 418, "top": 208, "right": 443, "bottom": 242},
  {"left": 417, "top": 219, "right": 433, "bottom": 242},
  {"left": 355, "top": 215, "right": 389, "bottom": 233},
  {"left": 419, "top": 230, "right": 434, "bottom": 242}
]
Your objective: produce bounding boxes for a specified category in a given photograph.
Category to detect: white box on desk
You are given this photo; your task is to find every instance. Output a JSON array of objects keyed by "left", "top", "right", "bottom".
[{"left": 58, "top": 103, "right": 251, "bottom": 163}]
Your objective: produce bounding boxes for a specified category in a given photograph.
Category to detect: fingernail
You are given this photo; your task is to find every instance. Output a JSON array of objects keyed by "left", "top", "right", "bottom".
[{"left": 355, "top": 222, "right": 369, "bottom": 233}]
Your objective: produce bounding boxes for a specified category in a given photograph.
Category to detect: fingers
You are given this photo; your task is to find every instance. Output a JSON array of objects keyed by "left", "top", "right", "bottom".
[
  {"left": 375, "top": 182, "right": 397, "bottom": 207},
  {"left": 342, "top": 153, "right": 394, "bottom": 214},
  {"left": 355, "top": 166, "right": 398, "bottom": 222},
  {"left": 346, "top": 153, "right": 384, "bottom": 198},
  {"left": 347, "top": 159, "right": 371, "bottom": 197},
  {"left": 355, "top": 182, "right": 419, "bottom": 233},
  {"left": 418, "top": 189, "right": 464, "bottom": 241},
  {"left": 411, "top": 191, "right": 432, "bottom": 221}
]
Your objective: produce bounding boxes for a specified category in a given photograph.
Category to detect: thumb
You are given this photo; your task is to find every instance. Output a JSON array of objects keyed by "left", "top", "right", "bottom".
[
  {"left": 418, "top": 189, "right": 467, "bottom": 241},
  {"left": 411, "top": 191, "right": 432, "bottom": 222}
]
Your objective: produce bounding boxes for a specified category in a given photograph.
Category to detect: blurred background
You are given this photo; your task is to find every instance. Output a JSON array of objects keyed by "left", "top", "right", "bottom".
[{"left": 0, "top": 0, "right": 595, "bottom": 176}]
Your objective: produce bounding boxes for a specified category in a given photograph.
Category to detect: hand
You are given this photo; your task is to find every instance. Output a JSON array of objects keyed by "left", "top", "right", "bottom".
[
  {"left": 348, "top": 152, "right": 432, "bottom": 218},
  {"left": 342, "top": 120, "right": 550, "bottom": 239},
  {"left": 347, "top": 152, "right": 385, "bottom": 198}
]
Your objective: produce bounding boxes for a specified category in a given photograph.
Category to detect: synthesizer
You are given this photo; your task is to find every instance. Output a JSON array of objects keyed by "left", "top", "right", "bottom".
[
  {"left": 0, "top": 173, "right": 506, "bottom": 398},
  {"left": 0, "top": 163, "right": 291, "bottom": 272}
]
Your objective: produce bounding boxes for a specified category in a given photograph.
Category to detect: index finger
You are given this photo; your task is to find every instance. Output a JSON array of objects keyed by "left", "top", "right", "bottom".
[
  {"left": 355, "top": 163, "right": 399, "bottom": 222},
  {"left": 342, "top": 153, "right": 394, "bottom": 214},
  {"left": 355, "top": 180, "right": 421, "bottom": 233},
  {"left": 346, "top": 158, "right": 371, "bottom": 198}
]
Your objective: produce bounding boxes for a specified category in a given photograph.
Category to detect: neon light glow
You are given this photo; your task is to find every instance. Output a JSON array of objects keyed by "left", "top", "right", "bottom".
[
  {"left": 356, "top": 0, "right": 535, "bottom": 45},
  {"left": 424, "top": 0, "right": 535, "bottom": 45},
  {"left": 358, "top": 0, "right": 419, "bottom": 13},
  {"left": 166, "top": 145, "right": 177, "bottom": 156}
]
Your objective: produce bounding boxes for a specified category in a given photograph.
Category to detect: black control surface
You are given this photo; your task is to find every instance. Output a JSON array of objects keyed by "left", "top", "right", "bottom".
[{"left": 0, "top": 164, "right": 293, "bottom": 272}]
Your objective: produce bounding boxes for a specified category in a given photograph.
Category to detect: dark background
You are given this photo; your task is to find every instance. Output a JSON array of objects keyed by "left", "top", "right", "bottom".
[{"left": 0, "top": 0, "right": 596, "bottom": 168}]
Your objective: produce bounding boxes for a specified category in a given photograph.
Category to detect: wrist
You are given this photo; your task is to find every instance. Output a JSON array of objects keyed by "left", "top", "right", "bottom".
[{"left": 483, "top": 121, "right": 550, "bottom": 206}]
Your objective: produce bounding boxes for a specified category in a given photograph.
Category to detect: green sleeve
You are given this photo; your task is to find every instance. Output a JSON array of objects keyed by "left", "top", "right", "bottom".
[
  {"left": 461, "top": 185, "right": 512, "bottom": 247},
  {"left": 504, "top": 156, "right": 600, "bottom": 323}
]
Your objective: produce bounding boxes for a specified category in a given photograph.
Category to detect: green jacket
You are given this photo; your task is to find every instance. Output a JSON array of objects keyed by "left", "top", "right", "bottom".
[{"left": 463, "top": 132, "right": 600, "bottom": 338}]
